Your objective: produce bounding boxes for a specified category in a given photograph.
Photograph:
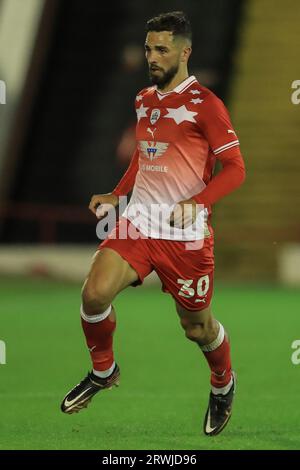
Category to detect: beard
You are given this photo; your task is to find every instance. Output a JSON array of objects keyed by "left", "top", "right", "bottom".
[{"left": 149, "top": 63, "right": 179, "bottom": 89}]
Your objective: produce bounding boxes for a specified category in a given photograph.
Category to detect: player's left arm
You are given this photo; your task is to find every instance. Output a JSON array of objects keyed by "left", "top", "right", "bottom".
[
  {"left": 192, "top": 94, "right": 245, "bottom": 206},
  {"left": 170, "top": 94, "right": 245, "bottom": 227}
]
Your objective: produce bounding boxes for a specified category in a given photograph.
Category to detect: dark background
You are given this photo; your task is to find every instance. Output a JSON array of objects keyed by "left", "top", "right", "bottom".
[{"left": 1, "top": 0, "right": 244, "bottom": 243}]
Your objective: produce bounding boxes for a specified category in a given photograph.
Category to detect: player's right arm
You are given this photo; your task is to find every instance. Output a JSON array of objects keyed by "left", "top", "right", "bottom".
[
  {"left": 111, "top": 147, "right": 139, "bottom": 198},
  {"left": 89, "top": 147, "right": 139, "bottom": 219}
]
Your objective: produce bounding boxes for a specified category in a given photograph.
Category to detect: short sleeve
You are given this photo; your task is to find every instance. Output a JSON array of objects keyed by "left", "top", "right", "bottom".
[{"left": 197, "top": 93, "right": 240, "bottom": 158}]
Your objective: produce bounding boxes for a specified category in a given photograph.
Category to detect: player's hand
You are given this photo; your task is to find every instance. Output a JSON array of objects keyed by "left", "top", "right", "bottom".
[
  {"left": 89, "top": 193, "right": 119, "bottom": 219},
  {"left": 169, "top": 198, "right": 198, "bottom": 229}
]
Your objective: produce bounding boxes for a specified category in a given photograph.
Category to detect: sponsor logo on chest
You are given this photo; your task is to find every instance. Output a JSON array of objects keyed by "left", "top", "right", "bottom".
[{"left": 139, "top": 140, "right": 169, "bottom": 161}]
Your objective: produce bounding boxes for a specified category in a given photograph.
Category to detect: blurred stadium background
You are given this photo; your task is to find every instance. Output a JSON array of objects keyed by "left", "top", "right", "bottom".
[{"left": 1, "top": 0, "right": 300, "bottom": 450}]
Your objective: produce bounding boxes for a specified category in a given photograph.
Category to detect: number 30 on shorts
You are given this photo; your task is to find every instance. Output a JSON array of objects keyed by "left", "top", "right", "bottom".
[{"left": 177, "top": 275, "right": 209, "bottom": 303}]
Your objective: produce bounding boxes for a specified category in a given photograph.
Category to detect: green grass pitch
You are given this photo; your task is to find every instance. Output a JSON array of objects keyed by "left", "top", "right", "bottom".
[{"left": 0, "top": 276, "right": 300, "bottom": 450}]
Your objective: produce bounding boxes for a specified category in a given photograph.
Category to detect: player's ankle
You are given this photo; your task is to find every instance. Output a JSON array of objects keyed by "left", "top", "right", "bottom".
[{"left": 93, "top": 362, "right": 116, "bottom": 379}]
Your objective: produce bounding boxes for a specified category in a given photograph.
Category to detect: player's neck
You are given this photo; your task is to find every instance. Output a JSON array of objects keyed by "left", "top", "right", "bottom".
[{"left": 157, "top": 70, "right": 190, "bottom": 93}]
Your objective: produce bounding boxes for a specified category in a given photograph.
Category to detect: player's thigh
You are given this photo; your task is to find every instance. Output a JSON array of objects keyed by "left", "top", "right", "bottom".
[
  {"left": 175, "top": 302, "right": 213, "bottom": 328},
  {"left": 85, "top": 247, "right": 139, "bottom": 298}
]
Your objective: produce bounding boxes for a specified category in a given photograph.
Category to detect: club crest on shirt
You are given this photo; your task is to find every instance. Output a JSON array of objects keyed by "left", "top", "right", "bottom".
[
  {"left": 150, "top": 108, "right": 161, "bottom": 125},
  {"left": 139, "top": 140, "right": 169, "bottom": 161}
]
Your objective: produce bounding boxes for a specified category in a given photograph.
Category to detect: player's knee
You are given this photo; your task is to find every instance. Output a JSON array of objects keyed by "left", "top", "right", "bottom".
[
  {"left": 184, "top": 324, "right": 206, "bottom": 343},
  {"left": 182, "top": 318, "right": 215, "bottom": 343},
  {"left": 82, "top": 278, "right": 114, "bottom": 315}
]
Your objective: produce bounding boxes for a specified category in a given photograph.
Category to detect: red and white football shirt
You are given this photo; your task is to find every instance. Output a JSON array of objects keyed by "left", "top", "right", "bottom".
[{"left": 119, "top": 75, "right": 242, "bottom": 240}]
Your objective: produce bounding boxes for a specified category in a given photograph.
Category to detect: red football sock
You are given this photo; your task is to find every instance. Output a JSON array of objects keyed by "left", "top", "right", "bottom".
[
  {"left": 81, "top": 305, "right": 116, "bottom": 372},
  {"left": 201, "top": 323, "right": 232, "bottom": 390}
]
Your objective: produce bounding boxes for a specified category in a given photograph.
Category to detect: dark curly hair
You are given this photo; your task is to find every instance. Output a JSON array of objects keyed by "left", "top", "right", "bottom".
[{"left": 146, "top": 11, "right": 192, "bottom": 43}]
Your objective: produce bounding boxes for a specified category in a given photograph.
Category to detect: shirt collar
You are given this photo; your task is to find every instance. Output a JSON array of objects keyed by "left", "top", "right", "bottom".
[{"left": 155, "top": 75, "right": 197, "bottom": 97}]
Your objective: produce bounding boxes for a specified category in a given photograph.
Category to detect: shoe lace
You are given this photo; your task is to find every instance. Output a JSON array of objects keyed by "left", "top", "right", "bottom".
[
  {"left": 210, "top": 393, "right": 229, "bottom": 415},
  {"left": 72, "top": 372, "right": 91, "bottom": 392}
]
